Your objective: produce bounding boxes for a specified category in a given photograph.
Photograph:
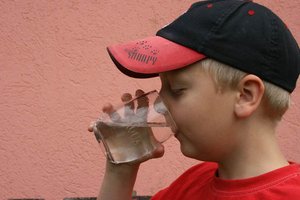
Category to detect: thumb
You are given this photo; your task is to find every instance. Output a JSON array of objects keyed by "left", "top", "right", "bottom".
[
  {"left": 151, "top": 143, "right": 165, "bottom": 159},
  {"left": 88, "top": 121, "right": 96, "bottom": 132}
]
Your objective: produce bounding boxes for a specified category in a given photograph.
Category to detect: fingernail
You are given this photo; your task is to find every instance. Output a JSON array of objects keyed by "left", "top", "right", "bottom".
[
  {"left": 135, "top": 89, "right": 144, "bottom": 97},
  {"left": 121, "top": 93, "right": 132, "bottom": 102}
]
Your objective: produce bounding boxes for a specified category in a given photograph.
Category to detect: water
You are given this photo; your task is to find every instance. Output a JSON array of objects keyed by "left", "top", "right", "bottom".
[{"left": 94, "top": 121, "right": 172, "bottom": 164}]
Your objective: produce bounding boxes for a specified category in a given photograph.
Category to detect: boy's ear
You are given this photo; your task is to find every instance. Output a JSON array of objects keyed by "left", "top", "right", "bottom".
[{"left": 234, "top": 75, "right": 265, "bottom": 118}]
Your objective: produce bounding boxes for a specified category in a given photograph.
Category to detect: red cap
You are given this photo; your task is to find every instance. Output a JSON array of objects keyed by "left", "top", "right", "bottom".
[{"left": 107, "top": 36, "right": 206, "bottom": 78}]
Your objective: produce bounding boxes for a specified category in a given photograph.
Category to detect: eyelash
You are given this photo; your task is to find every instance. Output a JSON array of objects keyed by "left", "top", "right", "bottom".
[{"left": 170, "top": 88, "right": 185, "bottom": 97}]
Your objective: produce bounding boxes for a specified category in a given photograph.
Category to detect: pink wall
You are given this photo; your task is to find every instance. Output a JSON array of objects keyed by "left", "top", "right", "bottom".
[{"left": 0, "top": 0, "right": 299, "bottom": 199}]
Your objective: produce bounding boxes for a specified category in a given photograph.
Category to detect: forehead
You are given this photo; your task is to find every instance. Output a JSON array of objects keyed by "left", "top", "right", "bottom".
[{"left": 159, "top": 62, "right": 202, "bottom": 81}]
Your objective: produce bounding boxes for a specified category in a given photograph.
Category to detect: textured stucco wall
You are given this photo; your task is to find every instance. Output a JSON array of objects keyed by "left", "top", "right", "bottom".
[{"left": 0, "top": 0, "right": 299, "bottom": 199}]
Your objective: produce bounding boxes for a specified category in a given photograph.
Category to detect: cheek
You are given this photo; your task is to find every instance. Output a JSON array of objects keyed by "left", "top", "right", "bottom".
[
  {"left": 166, "top": 94, "right": 203, "bottom": 129},
  {"left": 167, "top": 101, "right": 193, "bottom": 125},
  {"left": 170, "top": 100, "right": 203, "bottom": 139}
]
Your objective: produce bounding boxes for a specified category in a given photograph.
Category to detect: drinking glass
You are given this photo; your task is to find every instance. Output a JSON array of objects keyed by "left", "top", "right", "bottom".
[{"left": 92, "top": 90, "right": 177, "bottom": 164}]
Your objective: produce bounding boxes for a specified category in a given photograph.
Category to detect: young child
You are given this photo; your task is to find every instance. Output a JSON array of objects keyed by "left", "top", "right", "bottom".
[{"left": 90, "top": 0, "right": 300, "bottom": 199}]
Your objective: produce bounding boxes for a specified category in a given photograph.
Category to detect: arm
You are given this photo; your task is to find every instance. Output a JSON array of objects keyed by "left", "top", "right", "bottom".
[
  {"left": 89, "top": 123, "right": 163, "bottom": 200},
  {"left": 98, "top": 161, "right": 140, "bottom": 200},
  {"left": 93, "top": 90, "right": 164, "bottom": 200}
]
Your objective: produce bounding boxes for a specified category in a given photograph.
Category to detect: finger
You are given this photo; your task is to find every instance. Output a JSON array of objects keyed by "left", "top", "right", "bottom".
[
  {"left": 154, "top": 97, "right": 167, "bottom": 115},
  {"left": 151, "top": 143, "right": 165, "bottom": 158},
  {"left": 129, "top": 142, "right": 165, "bottom": 164},
  {"left": 93, "top": 126, "right": 102, "bottom": 142},
  {"left": 135, "top": 89, "right": 145, "bottom": 97},
  {"left": 102, "top": 103, "right": 122, "bottom": 122},
  {"left": 121, "top": 93, "right": 133, "bottom": 103},
  {"left": 88, "top": 121, "right": 96, "bottom": 132},
  {"left": 147, "top": 129, "right": 165, "bottom": 158},
  {"left": 135, "top": 90, "right": 149, "bottom": 121},
  {"left": 136, "top": 89, "right": 148, "bottom": 108},
  {"left": 121, "top": 93, "right": 135, "bottom": 119},
  {"left": 88, "top": 120, "right": 102, "bottom": 142}
]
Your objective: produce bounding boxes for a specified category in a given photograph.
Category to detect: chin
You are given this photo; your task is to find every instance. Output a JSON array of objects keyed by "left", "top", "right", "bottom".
[
  {"left": 176, "top": 132, "right": 200, "bottom": 159},
  {"left": 179, "top": 143, "right": 196, "bottom": 158},
  {"left": 179, "top": 142, "right": 208, "bottom": 161}
]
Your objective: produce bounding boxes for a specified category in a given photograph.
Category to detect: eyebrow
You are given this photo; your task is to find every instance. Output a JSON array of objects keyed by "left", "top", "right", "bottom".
[{"left": 163, "top": 73, "right": 191, "bottom": 89}]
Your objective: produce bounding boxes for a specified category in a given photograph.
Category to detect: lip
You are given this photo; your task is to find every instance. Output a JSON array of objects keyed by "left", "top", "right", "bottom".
[
  {"left": 174, "top": 133, "right": 179, "bottom": 139},
  {"left": 173, "top": 129, "right": 180, "bottom": 138}
]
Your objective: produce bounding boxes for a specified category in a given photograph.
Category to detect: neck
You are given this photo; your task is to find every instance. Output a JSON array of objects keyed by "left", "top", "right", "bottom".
[{"left": 217, "top": 119, "right": 289, "bottom": 180}]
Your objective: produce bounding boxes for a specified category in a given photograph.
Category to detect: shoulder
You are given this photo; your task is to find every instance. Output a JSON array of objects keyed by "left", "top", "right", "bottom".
[
  {"left": 169, "top": 161, "right": 217, "bottom": 184},
  {"left": 211, "top": 162, "right": 300, "bottom": 199},
  {"left": 152, "top": 162, "right": 217, "bottom": 199},
  {"left": 253, "top": 162, "right": 300, "bottom": 198},
  {"left": 279, "top": 162, "right": 300, "bottom": 189},
  {"left": 180, "top": 161, "right": 217, "bottom": 178}
]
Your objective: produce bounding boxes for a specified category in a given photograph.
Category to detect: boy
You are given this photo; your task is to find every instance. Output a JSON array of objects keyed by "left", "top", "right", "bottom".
[{"left": 90, "top": 0, "right": 300, "bottom": 199}]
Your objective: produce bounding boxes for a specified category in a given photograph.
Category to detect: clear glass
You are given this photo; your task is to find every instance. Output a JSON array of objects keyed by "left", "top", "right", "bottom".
[{"left": 92, "top": 90, "right": 177, "bottom": 164}]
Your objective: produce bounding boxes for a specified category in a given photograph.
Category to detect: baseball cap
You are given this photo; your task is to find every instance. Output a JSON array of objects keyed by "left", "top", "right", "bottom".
[{"left": 107, "top": 0, "right": 300, "bottom": 92}]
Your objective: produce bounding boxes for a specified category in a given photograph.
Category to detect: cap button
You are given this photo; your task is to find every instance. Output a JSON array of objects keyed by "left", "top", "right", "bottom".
[
  {"left": 207, "top": 3, "right": 213, "bottom": 8},
  {"left": 248, "top": 10, "right": 255, "bottom": 16}
]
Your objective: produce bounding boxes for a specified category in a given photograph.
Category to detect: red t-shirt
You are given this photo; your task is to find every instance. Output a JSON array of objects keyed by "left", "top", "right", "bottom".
[{"left": 151, "top": 162, "right": 300, "bottom": 199}]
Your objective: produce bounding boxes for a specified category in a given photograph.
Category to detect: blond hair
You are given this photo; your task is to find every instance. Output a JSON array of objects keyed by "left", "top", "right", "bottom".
[{"left": 198, "top": 58, "right": 290, "bottom": 120}]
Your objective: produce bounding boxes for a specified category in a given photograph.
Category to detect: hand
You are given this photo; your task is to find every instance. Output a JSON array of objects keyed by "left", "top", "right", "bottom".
[{"left": 88, "top": 89, "right": 164, "bottom": 165}]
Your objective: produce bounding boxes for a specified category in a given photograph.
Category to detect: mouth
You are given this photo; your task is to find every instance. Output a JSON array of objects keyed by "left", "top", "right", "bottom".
[
  {"left": 173, "top": 129, "right": 180, "bottom": 138},
  {"left": 174, "top": 134, "right": 179, "bottom": 139}
]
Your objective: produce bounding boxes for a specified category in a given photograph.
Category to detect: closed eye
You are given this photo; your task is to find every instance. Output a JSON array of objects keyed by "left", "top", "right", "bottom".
[{"left": 170, "top": 88, "right": 186, "bottom": 97}]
